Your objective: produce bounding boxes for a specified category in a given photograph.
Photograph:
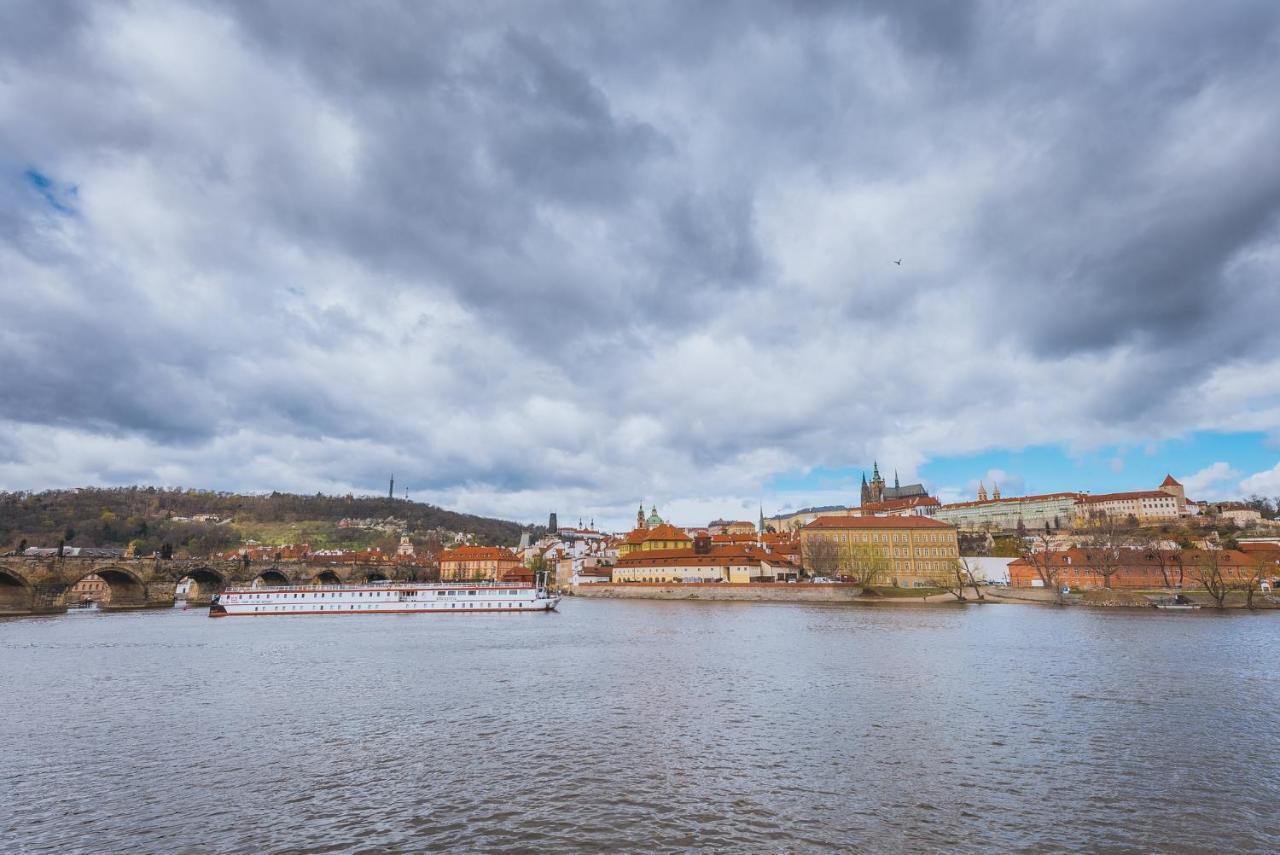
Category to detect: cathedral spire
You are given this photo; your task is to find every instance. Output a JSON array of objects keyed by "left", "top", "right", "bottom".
[{"left": 894, "top": 469, "right": 900, "bottom": 489}]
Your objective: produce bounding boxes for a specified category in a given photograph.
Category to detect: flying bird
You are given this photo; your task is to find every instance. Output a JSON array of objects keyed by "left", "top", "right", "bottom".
[{"left": 893, "top": 259, "right": 902, "bottom": 266}]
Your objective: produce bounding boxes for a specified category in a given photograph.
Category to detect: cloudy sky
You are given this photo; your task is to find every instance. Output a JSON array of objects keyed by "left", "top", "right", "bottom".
[{"left": 3, "top": 0, "right": 1280, "bottom": 530}]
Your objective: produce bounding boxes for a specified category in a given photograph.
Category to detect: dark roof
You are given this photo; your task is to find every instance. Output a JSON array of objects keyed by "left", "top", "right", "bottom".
[{"left": 881, "top": 483, "right": 928, "bottom": 500}]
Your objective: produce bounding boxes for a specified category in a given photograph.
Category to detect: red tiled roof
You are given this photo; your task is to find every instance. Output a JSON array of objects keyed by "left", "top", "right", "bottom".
[
  {"left": 937, "top": 492, "right": 1082, "bottom": 510},
  {"left": 1161, "top": 474, "right": 1182, "bottom": 487},
  {"left": 622, "top": 523, "right": 692, "bottom": 545},
  {"left": 1238, "top": 542, "right": 1280, "bottom": 553},
  {"left": 803, "top": 515, "right": 955, "bottom": 530},
  {"left": 860, "top": 496, "right": 941, "bottom": 512},
  {"left": 617, "top": 543, "right": 795, "bottom": 567},
  {"left": 1081, "top": 491, "right": 1175, "bottom": 503},
  {"left": 439, "top": 546, "right": 520, "bottom": 562}
]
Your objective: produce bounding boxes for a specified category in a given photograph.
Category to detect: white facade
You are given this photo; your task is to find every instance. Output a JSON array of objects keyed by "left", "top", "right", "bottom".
[{"left": 210, "top": 582, "right": 559, "bottom": 616}]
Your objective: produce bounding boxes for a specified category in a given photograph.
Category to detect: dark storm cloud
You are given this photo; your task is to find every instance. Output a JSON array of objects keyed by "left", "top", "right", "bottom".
[{"left": 2, "top": 0, "right": 1280, "bottom": 522}]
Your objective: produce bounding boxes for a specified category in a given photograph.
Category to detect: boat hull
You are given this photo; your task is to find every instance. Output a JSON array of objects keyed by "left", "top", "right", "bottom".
[{"left": 209, "top": 583, "right": 560, "bottom": 617}]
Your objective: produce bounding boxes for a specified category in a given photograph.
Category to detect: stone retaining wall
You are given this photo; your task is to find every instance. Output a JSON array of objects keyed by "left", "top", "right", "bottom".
[{"left": 571, "top": 583, "right": 865, "bottom": 602}]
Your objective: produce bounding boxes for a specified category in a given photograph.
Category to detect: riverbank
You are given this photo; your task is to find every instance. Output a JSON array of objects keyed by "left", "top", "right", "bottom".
[
  {"left": 571, "top": 582, "right": 871, "bottom": 603},
  {"left": 571, "top": 583, "right": 1280, "bottom": 609}
]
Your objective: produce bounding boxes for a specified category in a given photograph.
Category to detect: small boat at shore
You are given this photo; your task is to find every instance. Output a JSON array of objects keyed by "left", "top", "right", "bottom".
[
  {"left": 1150, "top": 595, "right": 1201, "bottom": 610},
  {"left": 209, "top": 577, "right": 560, "bottom": 617}
]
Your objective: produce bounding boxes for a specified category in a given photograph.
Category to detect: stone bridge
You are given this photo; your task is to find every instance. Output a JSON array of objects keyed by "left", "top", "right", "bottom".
[{"left": 0, "top": 556, "right": 432, "bottom": 617}]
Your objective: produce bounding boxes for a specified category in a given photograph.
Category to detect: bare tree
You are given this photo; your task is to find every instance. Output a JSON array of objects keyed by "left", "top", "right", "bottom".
[
  {"left": 1188, "top": 549, "right": 1230, "bottom": 609},
  {"left": 1019, "top": 533, "right": 1066, "bottom": 603},
  {"left": 938, "top": 557, "right": 986, "bottom": 602},
  {"left": 1241, "top": 550, "right": 1278, "bottom": 610},
  {"left": 802, "top": 536, "right": 841, "bottom": 579},
  {"left": 845, "top": 542, "right": 892, "bottom": 587},
  {"left": 1082, "top": 515, "right": 1130, "bottom": 589},
  {"left": 1148, "top": 544, "right": 1184, "bottom": 590}
]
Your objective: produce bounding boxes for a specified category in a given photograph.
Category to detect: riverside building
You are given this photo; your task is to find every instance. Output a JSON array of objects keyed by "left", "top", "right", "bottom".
[
  {"left": 925, "top": 491, "right": 1081, "bottom": 532},
  {"left": 799, "top": 516, "right": 960, "bottom": 588},
  {"left": 612, "top": 537, "right": 800, "bottom": 584},
  {"left": 438, "top": 546, "right": 522, "bottom": 581}
]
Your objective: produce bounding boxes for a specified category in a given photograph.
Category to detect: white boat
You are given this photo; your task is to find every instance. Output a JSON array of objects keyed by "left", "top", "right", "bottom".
[{"left": 208, "top": 579, "right": 560, "bottom": 617}]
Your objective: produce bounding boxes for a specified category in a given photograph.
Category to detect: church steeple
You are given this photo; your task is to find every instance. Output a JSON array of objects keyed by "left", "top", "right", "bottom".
[
  {"left": 637, "top": 502, "right": 646, "bottom": 529},
  {"left": 992, "top": 482, "right": 1001, "bottom": 500},
  {"left": 977, "top": 481, "right": 988, "bottom": 501},
  {"left": 894, "top": 469, "right": 900, "bottom": 489}
]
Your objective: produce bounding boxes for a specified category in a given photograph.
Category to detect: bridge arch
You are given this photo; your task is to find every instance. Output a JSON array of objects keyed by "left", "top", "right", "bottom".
[
  {"left": 0, "top": 566, "right": 32, "bottom": 614},
  {"left": 70, "top": 565, "right": 148, "bottom": 609},
  {"left": 311, "top": 569, "right": 342, "bottom": 586},
  {"left": 253, "top": 569, "right": 291, "bottom": 587},
  {"left": 178, "top": 567, "right": 227, "bottom": 606},
  {"left": 363, "top": 570, "right": 389, "bottom": 583}
]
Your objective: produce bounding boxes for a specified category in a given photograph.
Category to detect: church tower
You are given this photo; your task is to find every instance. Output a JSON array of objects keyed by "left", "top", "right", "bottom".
[
  {"left": 992, "top": 482, "right": 1001, "bottom": 500},
  {"left": 977, "top": 481, "right": 988, "bottom": 501},
  {"left": 860, "top": 472, "right": 870, "bottom": 506},
  {"left": 867, "top": 462, "right": 885, "bottom": 504},
  {"left": 637, "top": 503, "right": 646, "bottom": 530}
]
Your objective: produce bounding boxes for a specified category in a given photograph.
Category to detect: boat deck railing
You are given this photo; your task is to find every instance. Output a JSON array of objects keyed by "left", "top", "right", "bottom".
[{"left": 223, "top": 581, "right": 537, "bottom": 593}]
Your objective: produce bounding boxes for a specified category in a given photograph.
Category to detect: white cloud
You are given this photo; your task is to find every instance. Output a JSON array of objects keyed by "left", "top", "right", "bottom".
[
  {"left": 1179, "top": 462, "right": 1242, "bottom": 498},
  {"left": 2, "top": 1, "right": 1280, "bottom": 532},
  {"left": 1239, "top": 463, "right": 1280, "bottom": 498}
]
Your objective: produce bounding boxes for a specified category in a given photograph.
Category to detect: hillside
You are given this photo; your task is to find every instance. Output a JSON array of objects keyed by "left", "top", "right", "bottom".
[{"left": 0, "top": 487, "right": 535, "bottom": 557}]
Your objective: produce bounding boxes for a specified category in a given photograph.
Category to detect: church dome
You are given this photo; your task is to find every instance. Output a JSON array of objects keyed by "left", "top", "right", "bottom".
[{"left": 646, "top": 506, "right": 663, "bottom": 527}]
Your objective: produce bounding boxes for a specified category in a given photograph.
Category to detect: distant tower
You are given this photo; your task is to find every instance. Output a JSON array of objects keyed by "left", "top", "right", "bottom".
[
  {"left": 1159, "top": 474, "right": 1185, "bottom": 507},
  {"left": 389, "top": 475, "right": 394, "bottom": 500},
  {"left": 548, "top": 512, "right": 558, "bottom": 533},
  {"left": 637, "top": 502, "right": 646, "bottom": 529},
  {"left": 860, "top": 472, "right": 869, "bottom": 506},
  {"left": 867, "top": 462, "right": 885, "bottom": 504},
  {"left": 894, "top": 470, "right": 900, "bottom": 490},
  {"left": 759, "top": 504, "right": 765, "bottom": 534},
  {"left": 992, "top": 482, "right": 1001, "bottom": 500},
  {"left": 977, "top": 481, "right": 988, "bottom": 501}
]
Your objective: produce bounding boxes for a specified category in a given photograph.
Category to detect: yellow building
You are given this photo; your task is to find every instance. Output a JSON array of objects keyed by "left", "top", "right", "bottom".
[
  {"left": 799, "top": 516, "right": 960, "bottom": 588},
  {"left": 616, "top": 523, "right": 693, "bottom": 557}
]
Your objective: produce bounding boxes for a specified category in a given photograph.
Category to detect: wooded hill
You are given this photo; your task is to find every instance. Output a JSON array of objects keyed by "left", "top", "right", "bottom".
[{"left": 0, "top": 487, "right": 534, "bottom": 556}]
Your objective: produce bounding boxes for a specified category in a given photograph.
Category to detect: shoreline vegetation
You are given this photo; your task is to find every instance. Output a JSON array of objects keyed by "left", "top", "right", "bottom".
[{"left": 569, "top": 582, "right": 1280, "bottom": 610}]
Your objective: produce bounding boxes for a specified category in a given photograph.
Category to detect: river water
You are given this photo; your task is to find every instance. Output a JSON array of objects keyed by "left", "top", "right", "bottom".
[{"left": 1, "top": 599, "right": 1277, "bottom": 853}]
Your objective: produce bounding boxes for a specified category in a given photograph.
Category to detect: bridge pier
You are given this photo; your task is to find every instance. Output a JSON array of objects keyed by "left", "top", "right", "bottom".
[{"left": 0, "top": 557, "right": 419, "bottom": 617}]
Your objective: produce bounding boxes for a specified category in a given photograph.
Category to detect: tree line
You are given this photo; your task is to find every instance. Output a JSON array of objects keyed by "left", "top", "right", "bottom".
[{"left": 1, "top": 487, "right": 531, "bottom": 554}]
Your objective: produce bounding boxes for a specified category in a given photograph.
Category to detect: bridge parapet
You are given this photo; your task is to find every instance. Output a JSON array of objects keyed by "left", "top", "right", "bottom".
[{"left": 0, "top": 556, "right": 434, "bottom": 616}]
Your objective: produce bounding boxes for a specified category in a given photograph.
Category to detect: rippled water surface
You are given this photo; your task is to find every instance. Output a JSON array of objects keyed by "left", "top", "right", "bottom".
[{"left": 2, "top": 599, "right": 1278, "bottom": 853}]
